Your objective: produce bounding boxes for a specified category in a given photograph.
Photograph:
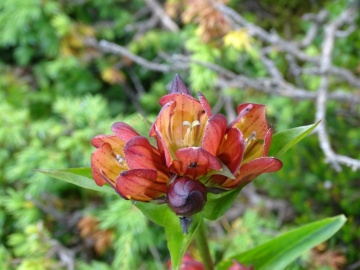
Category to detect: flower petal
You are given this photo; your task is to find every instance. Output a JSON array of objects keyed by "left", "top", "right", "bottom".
[
  {"left": 91, "top": 143, "right": 127, "bottom": 186},
  {"left": 202, "top": 114, "right": 228, "bottom": 156},
  {"left": 198, "top": 92, "right": 212, "bottom": 117},
  {"left": 221, "top": 157, "right": 282, "bottom": 188},
  {"left": 262, "top": 128, "right": 273, "bottom": 156},
  {"left": 171, "top": 147, "right": 222, "bottom": 179},
  {"left": 116, "top": 169, "right": 167, "bottom": 201},
  {"left": 153, "top": 94, "right": 208, "bottom": 151},
  {"left": 168, "top": 74, "right": 191, "bottom": 95},
  {"left": 124, "top": 136, "right": 169, "bottom": 183},
  {"left": 149, "top": 101, "right": 177, "bottom": 165},
  {"left": 230, "top": 103, "right": 270, "bottom": 163},
  {"left": 218, "top": 127, "right": 245, "bottom": 174},
  {"left": 209, "top": 128, "right": 245, "bottom": 186},
  {"left": 111, "top": 122, "right": 140, "bottom": 142},
  {"left": 91, "top": 135, "right": 125, "bottom": 157},
  {"left": 152, "top": 125, "right": 173, "bottom": 167},
  {"left": 234, "top": 103, "right": 268, "bottom": 140}
]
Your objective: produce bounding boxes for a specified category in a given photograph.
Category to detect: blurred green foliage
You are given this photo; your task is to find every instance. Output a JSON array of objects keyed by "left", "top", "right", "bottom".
[{"left": 0, "top": 0, "right": 359, "bottom": 269}]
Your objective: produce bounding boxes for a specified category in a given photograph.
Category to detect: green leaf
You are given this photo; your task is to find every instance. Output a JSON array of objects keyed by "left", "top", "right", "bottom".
[
  {"left": 269, "top": 121, "right": 320, "bottom": 157},
  {"left": 203, "top": 188, "right": 240, "bottom": 220},
  {"left": 137, "top": 202, "right": 202, "bottom": 270},
  {"left": 217, "top": 215, "right": 346, "bottom": 270},
  {"left": 165, "top": 211, "right": 202, "bottom": 270},
  {"left": 136, "top": 202, "right": 168, "bottom": 226},
  {"left": 36, "top": 167, "right": 114, "bottom": 194}
]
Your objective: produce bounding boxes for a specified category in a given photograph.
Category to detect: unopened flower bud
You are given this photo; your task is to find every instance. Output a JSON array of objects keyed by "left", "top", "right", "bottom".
[{"left": 166, "top": 177, "right": 207, "bottom": 217}]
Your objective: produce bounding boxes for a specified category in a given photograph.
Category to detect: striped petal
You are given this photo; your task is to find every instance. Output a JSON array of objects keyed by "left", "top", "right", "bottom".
[
  {"left": 116, "top": 169, "right": 167, "bottom": 201},
  {"left": 221, "top": 157, "right": 283, "bottom": 189},
  {"left": 124, "top": 136, "right": 169, "bottom": 183},
  {"left": 91, "top": 143, "right": 128, "bottom": 186},
  {"left": 171, "top": 147, "right": 221, "bottom": 179},
  {"left": 202, "top": 114, "right": 228, "bottom": 156}
]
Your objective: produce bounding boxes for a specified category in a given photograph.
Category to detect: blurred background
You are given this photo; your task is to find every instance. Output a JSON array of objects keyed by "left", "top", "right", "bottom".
[{"left": 0, "top": 0, "right": 359, "bottom": 269}]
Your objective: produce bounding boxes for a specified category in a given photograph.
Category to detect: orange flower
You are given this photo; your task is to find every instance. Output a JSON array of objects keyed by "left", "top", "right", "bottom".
[
  {"left": 209, "top": 102, "right": 283, "bottom": 189},
  {"left": 91, "top": 74, "right": 282, "bottom": 218},
  {"left": 91, "top": 122, "right": 169, "bottom": 201},
  {"left": 150, "top": 75, "right": 282, "bottom": 190}
]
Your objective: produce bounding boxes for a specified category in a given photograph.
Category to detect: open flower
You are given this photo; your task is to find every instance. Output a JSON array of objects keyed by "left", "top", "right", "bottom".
[
  {"left": 209, "top": 102, "right": 282, "bottom": 189},
  {"left": 149, "top": 75, "right": 282, "bottom": 190},
  {"left": 91, "top": 122, "right": 169, "bottom": 201},
  {"left": 91, "top": 74, "right": 282, "bottom": 219}
]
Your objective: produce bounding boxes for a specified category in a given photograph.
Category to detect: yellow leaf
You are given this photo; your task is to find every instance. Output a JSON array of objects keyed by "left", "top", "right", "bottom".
[
  {"left": 223, "top": 29, "right": 253, "bottom": 52},
  {"left": 101, "top": 68, "right": 125, "bottom": 84}
]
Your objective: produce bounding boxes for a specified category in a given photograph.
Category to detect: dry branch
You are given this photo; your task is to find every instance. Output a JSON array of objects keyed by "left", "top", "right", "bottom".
[{"left": 84, "top": 1, "right": 360, "bottom": 171}]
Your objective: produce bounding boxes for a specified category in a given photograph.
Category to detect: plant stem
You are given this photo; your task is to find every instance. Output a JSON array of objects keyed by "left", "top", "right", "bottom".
[{"left": 195, "top": 219, "right": 214, "bottom": 270}]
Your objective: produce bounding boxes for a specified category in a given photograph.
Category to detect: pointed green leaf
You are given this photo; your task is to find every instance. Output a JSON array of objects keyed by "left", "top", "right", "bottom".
[
  {"left": 36, "top": 168, "right": 114, "bottom": 194},
  {"left": 217, "top": 215, "right": 346, "bottom": 270},
  {"left": 269, "top": 121, "right": 320, "bottom": 157},
  {"left": 135, "top": 201, "right": 168, "bottom": 226},
  {"left": 165, "top": 211, "right": 202, "bottom": 270},
  {"left": 203, "top": 188, "right": 241, "bottom": 220}
]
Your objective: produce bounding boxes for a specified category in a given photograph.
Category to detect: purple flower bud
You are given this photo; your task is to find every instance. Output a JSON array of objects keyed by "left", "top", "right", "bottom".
[{"left": 166, "top": 177, "right": 207, "bottom": 217}]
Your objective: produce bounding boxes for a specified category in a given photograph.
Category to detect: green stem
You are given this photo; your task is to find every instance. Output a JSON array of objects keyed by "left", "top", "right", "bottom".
[{"left": 195, "top": 219, "right": 214, "bottom": 270}]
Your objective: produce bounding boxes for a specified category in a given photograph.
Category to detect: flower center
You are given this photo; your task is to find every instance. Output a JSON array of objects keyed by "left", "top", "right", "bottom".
[{"left": 182, "top": 120, "right": 200, "bottom": 147}]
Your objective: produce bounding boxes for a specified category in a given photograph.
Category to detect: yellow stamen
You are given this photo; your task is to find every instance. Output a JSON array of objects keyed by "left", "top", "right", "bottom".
[
  {"left": 245, "top": 131, "right": 256, "bottom": 147},
  {"left": 183, "top": 120, "right": 200, "bottom": 147},
  {"left": 116, "top": 154, "right": 124, "bottom": 163}
]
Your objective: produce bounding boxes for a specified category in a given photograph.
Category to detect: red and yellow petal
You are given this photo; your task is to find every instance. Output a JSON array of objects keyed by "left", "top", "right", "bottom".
[
  {"left": 198, "top": 92, "right": 213, "bottom": 117},
  {"left": 91, "top": 135, "right": 125, "bottom": 157},
  {"left": 116, "top": 169, "right": 167, "bottom": 201},
  {"left": 111, "top": 122, "right": 140, "bottom": 142},
  {"left": 124, "top": 136, "right": 169, "bottom": 183},
  {"left": 262, "top": 128, "right": 273, "bottom": 156},
  {"left": 209, "top": 128, "right": 245, "bottom": 187},
  {"left": 202, "top": 114, "right": 228, "bottom": 157},
  {"left": 155, "top": 94, "right": 208, "bottom": 150},
  {"left": 221, "top": 157, "right": 282, "bottom": 189},
  {"left": 234, "top": 103, "right": 268, "bottom": 140},
  {"left": 218, "top": 127, "right": 245, "bottom": 174},
  {"left": 91, "top": 143, "right": 128, "bottom": 186},
  {"left": 149, "top": 101, "right": 177, "bottom": 154},
  {"left": 171, "top": 147, "right": 221, "bottom": 179}
]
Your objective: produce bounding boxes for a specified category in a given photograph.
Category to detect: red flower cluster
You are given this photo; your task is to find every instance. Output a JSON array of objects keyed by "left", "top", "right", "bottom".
[{"left": 91, "top": 75, "right": 282, "bottom": 217}]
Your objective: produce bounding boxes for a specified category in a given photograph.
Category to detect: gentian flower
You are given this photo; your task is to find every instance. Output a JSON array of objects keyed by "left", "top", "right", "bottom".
[{"left": 91, "top": 74, "right": 282, "bottom": 223}]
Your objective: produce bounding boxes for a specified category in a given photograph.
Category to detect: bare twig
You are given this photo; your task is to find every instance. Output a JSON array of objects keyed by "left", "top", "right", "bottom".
[
  {"left": 259, "top": 52, "right": 283, "bottom": 81},
  {"left": 315, "top": 1, "right": 359, "bottom": 171},
  {"left": 48, "top": 239, "right": 76, "bottom": 270},
  {"left": 127, "top": 68, "right": 146, "bottom": 95},
  {"left": 216, "top": 3, "right": 319, "bottom": 63},
  {"left": 286, "top": 53, "right": 304, "bottom": 88},
  {"left": 300, "top": 10, "right": 328, "bottom": 48},
  {"left": 83, "top": 2, "right": 360, "bottom": 171},
  {"left": 144, "top": 0, "right": 179, "bottom": 32},
  {"left": 85, "top": 38, "right": 174, "bottom": 72},
  {"left": 125, "top": 14, "right": 159, "bottom": 36}
]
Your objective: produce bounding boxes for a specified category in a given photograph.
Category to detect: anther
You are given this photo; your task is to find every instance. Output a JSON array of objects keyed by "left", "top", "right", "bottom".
[
  {"left": 245, "top": 131, "right": 256, "bottom": 147},
  {"left": 182, "top": 120, "right": 201, "bottom": 147},
  {"left": 116, "top": 154, "right": 124, "bottom": 163}
]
